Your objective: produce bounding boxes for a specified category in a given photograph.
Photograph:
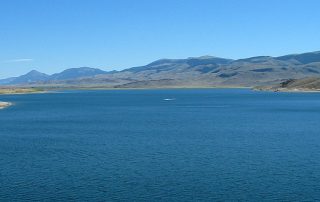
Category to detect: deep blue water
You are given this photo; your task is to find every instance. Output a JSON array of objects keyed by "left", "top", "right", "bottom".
[{"left": 1, "top": 89, "right": 320, "bottom": 201}]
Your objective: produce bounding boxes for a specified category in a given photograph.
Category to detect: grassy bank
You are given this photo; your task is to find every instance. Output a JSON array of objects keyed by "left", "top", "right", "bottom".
[{"left": 0, "top": 87, "right": 44, "bottom": 94}]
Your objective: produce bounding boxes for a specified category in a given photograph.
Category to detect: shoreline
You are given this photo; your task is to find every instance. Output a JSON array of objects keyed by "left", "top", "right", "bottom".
[
  {"left": 0, "top": 87, "right": 45, "bottom": 95},
  {"left": 0, "top": 86, "right": 252, "bottom": 94},
  {"left": 1, "top": 86, "right": 320, "bottom": 94},
  {"left": 254, "top": 87, "right": 320, "bottom": 93},
  {"left": 276, "top": 89, "right": 320, "bottom": 93},
  {"left": 54, "top": 87, "right": 251, "bottom": 91}
]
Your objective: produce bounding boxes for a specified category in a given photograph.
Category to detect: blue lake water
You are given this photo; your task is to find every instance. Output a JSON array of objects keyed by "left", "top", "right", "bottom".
[{"left": 1, "top": 89, "right": 320, "bottom": 201}]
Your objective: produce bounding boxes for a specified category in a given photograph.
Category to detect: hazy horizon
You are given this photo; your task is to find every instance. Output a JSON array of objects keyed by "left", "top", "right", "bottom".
[{"left": 2, "top": 50, "right": 320, "bottom": 79}]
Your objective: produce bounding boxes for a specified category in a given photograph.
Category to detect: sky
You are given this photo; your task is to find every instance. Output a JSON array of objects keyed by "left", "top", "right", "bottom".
[{"left": 0, "top": 0, "right": 320, "bottom": 78}]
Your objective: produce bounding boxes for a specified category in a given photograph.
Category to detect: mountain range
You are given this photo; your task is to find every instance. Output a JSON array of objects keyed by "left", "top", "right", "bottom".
[
  {"left": 0, "top": 67, "right": 107, "bottom": 85},
  {"left": 1, "top": 51, "right": 320, "bottom": 88}
]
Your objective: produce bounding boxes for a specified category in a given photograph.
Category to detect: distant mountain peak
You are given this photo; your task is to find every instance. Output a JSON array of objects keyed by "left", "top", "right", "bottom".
[
  {"left": 4, "top": 69, "right": 49, "bottom": 85},
  {"left": 188, "top": 55, "right": 216, "bottom": 59},
  {"left": 69, "top": 67, "right": 105, "bottom": 72},
  {"left": 276, "top": 51, "right": 320, "bottom": 64},
  {"left": 26, "top": 70, "right": 47, "bottom": 75},
  {"left": 28, "top": 69, "right": 39, "bottom": 73},
  {"left": 49, "top": 67, "right": 107, "bottom": 81},
  {"left": 0, "top": 67, "right": 107, "bottom": 85}
]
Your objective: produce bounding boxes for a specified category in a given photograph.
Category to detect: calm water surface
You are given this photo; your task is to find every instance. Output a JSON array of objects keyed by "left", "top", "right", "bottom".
[{"left": 1, "top": 89, "right": 320, "bottom": 201}]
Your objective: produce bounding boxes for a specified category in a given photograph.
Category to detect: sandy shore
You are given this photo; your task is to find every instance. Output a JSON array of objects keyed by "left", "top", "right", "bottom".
[
  {"left": 276, "top": 88, "right": 320, "bottom": 93},
  {"left": 0, "top": 101, "right": 12, "bottom": 109},
  {"left": 254, "top": 87, "right": 320, "bottom": 93}
]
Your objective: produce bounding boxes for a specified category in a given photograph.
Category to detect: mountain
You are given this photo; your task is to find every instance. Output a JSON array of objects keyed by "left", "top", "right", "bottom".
[
  {"left": 0, "top": 77, "right": 17, "bottom": 85},
  {"left": 98, "top": 51, "right": 320, "bottom": 88},
  {"left": 49, "top": 67, "right": 107, "bottom": 81},
  {"left": 276, "top": 51, "right": 320, "bottom": 64},
  {"left": 0, "top": 67, "right": 108, "bottom": 85},
  {"left": 125, "top": 56, "right": 233, "bottom": 73},
  {"left": 2, "top": 51, "right": 320, "bottom": 88},
  {"left": 7, "top": 70, "right": 49, "bottom": 85}
]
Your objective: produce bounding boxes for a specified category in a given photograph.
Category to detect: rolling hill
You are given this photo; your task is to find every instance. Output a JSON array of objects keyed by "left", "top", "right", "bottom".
[{"left": 1, "top": 51, "right": 320, "bottom": 88}]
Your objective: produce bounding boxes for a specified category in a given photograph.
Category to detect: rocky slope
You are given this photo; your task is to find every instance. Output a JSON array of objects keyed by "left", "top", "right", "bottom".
[{"left": 256, "top": 77, "right": 320, "bottom": 92}]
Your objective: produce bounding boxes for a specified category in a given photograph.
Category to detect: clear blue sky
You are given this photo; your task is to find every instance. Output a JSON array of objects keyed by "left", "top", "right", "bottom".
[{"left": 1, "top": 0, "right": 320, "bottom": 78}]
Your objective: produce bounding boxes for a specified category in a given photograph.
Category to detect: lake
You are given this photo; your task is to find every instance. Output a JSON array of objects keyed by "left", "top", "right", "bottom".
[{"left": 1, "top": 89, "right": 320, "bottom": 201}]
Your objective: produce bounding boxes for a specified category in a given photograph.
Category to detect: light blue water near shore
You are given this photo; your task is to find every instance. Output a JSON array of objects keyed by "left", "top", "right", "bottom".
[{"left": 1, "top": 89, "right": 320, "bottom": 201}]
